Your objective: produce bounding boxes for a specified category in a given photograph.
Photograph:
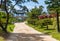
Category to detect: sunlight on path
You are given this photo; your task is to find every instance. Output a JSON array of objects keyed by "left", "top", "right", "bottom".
[
  {"left": 13, "top": 22, "right": 42, "bottom": 34},
  {"left": 6, "top": 22, "right": 58, "bottom": 41}
]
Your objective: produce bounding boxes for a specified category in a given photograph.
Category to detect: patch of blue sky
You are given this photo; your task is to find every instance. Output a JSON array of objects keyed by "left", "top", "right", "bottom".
[{"left": 12, "top": 0, "right": 48, "bottom": 12}]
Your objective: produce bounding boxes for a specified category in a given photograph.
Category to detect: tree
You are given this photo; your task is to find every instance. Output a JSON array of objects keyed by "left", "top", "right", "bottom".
[
  {"left": 30, "top": 6, "right": 43, "bottom": 19},
  {"left": 0, "top": 0, "right": 38, "bottom": 33},
  {"left": 45, "top": 0, "right": 60, "bottom": 32},
  {"left": 27, "top": 6, "right": 43, "bottom": 25}
]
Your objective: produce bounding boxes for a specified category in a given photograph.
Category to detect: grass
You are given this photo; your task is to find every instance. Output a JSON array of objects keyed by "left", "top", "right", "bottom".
[
  {"left": 0, "top": 24, "right": 15, "bottom": 41},
  {"left": 0, "top": 30, "right": 5, "bottom": 41},
  {"left": 7, "top": 24, "right": 15, "bottom": 32},
  {"left": 27, "top": 23, "right": 60, "bottom": 41},
  {"left": 0, "top": 37, "right": 5, "bottom": 41}
]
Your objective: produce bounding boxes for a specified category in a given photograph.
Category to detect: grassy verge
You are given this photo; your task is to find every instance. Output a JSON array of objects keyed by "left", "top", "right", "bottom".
[
  {"left": 7, "top": 24, "right": 15, "bottom": 32},
  {"left": 0, "top": 37, "right": 5, "bottom": 41},
  {"left": 0, "top": 24, "right": 15, "bottom": 41},
  {"left": 27, "top": 23, "right": 60, "bottom": 41}
]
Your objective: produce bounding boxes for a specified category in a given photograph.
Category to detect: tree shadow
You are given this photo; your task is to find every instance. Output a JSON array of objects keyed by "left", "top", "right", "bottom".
[
  {"left": 43, "top": 29, "right": 55, "bottom": 35},
  {"left": 44, "top": 29, "right": 55, "bottom": 30},
  {"left": 40, "top": 26, "right": 47, "bottom": 29},
  {"left": 0, "top": 33, "right": 49, "bottom": 41}
]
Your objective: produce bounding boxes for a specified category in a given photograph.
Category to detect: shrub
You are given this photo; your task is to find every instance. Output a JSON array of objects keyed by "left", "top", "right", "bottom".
[{"left": 27, "top": 18, "right": 37, "bottom": 25}]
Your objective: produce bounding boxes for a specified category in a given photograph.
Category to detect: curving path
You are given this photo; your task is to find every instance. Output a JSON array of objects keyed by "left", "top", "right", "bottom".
[{"left": 6, "top": 22, "right": 58, "bottom": 41}]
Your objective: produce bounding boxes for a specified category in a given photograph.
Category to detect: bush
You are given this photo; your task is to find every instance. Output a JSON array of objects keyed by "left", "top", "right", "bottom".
[
  {"left": 43, "top": 19, "right": 53, "bottom": 25},
  {"left": 27, "top": 18, "right": 37, "bottom": 25}
]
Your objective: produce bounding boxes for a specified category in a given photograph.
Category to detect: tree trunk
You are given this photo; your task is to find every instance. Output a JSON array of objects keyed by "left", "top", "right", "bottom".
[
  {"left": 47, "top": 25, "right": 48, "bottom": 30},
  {"left": 56, "top": 10, "right": 60, "bottom": 32},
  {"left": 0, "top": 0, "right": 9, "bottom": 33},
  {"left": 0, "top": 23, "right": 8, "bottom": 33},
  {"left": 4, "top": 0, "right": 9, "bottom": 30}
]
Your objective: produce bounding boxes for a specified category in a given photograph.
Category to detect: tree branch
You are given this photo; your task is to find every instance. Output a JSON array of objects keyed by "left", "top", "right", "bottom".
[{"left": 9, "top": 0, "right": 20, "bottom": 13}]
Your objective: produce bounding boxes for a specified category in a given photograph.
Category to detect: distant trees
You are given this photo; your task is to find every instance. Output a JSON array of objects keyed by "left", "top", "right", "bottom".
[
  {"left": 28, "top": 6, "right": 43, "bottom": 19},
  {"left": 27, "top": 6, "right": 44, "bottom": 26},
  {"left": 27, "top": 5, "right": 54, "bottom": 29}
]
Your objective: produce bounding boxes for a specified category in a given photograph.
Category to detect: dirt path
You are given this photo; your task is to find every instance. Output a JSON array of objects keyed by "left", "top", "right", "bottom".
[{"left": 6, "top": 22, "right": 58, "bottom": 41}]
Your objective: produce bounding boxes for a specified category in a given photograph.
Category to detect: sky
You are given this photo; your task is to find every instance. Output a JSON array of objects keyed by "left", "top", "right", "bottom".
[{"left": 14, "top": 0, "right": 48, "bottom": 12}]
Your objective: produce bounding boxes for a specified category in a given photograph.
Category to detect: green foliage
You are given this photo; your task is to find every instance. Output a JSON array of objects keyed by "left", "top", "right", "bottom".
[
  {"left": 27, "top": 6, "right": 43, "bottom": 19},
  {"left": 0, "top": 0, "right": 38, "bottom": 32},
  {"left": 35, "top": 20, "right": 42, "bottom": 26},
  {"left": 45, "top": 0, "right": 60, "bottom": 13},
  {"left": 27, "top": 21, "right": 60, "bottom": 41},
  {"left": 7, "top": 24, "right": 15, "bottom": 32},
  {"left": 0, "top": 24, "right": 14, "bottom": 41},
  {"left": 0, "top": 12, "right": 16, "bottom": 24},
  {"left": 42, "top": 19, "right": 53, "bottom": 26},
  {"left": 0, "top": 12, "right": 6, "bottom": 24},
  {"left": 45, "top": 0, "right": 60, "bottom": 32},
  {"left": 27, "top": 5, "right": 53, "bottom": 29},
  {"left": 0, "top": 11, "right": 16, "bottom": 33},
  {"left": 45, "top": 0, "right": 60, "bottom": 14},
  {"left": 27, "top": 18, "right": 37, "bottom": 25},
  {"left": 27, "top": 6, "right": 43, "bottom": 26}
]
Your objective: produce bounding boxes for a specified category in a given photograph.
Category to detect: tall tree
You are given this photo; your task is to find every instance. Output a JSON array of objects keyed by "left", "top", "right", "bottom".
[
  {"left": 27, "top": 6, "right": 43, "bottom": 25},
  {"left": 0, "top": 0, "right": 38, "bottom": 33},
  {"left": 45, "top": 0, "right": 60, "bottom": 32},
  {"left": 30, "top": 6, "right": 43, "bottom": 19}
]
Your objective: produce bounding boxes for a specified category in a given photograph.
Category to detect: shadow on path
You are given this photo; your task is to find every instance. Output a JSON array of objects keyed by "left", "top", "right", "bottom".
[{"left": 5, "top": 33, "right": 48, "bottom": 41}]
